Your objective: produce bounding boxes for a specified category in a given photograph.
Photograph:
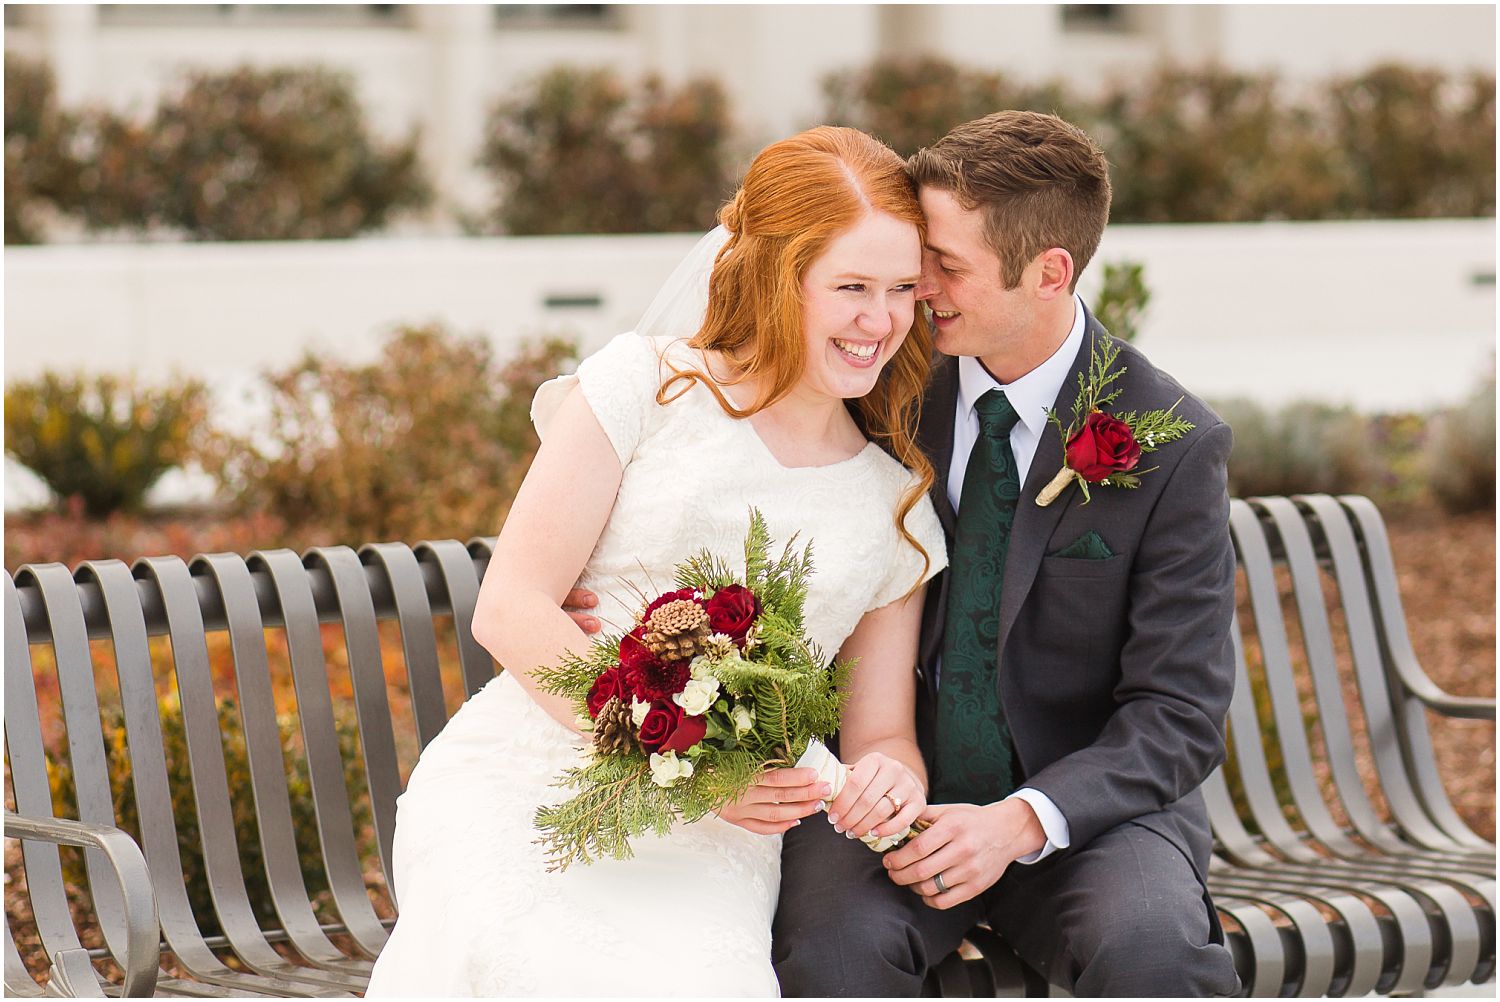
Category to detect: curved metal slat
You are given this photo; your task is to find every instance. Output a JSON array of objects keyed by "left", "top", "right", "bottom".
[
  {"left": 17, "top": 563, "right": 132, "bottom": 986},
  {"left": 1251, "top": 498, "right": 1415, "bottom": 855},
  {"left": 1209, "top": 871, "right": 1387, "bottom": 997},
  {"left": 1340, "top": 495, "right": 1496, "bottom": 848},
  {"left": 189, "top": 553, "right": 373, "bottom": 979},
  {"left": 413, "top": 540, "right": 493, "bottom": 703},
  {"left": 1202, "top": 889, "right": 1289, "bottom": 997},
  {"left": 4, "top": 918, "right": 44, "bottom": 997},
  {"left": 1231, "top": 502, "right": 1367, "bottom": 859},
  {"left": 134, "top": 556, "right": 365, "bottom": 994},
  {"left": 1294, "top": 495, "right": 1456, "bottom": 851},
  {"left": 464, "top": 536, "right": 499, "bottom": 687},
  {"left": 5, "top": 571, "right": 103, "bottom": 993},
  {"left": 253, "top": 549, "right": 388, "bottom": 961},
  {"left": 303, "top": 546, "right": 401, "bottom": 899},
  {"left": 80, "top": 560, "right": 330, "bottom": 998},
  {"left": 359, "top": 544, "right": 447, "bottom": 752}
]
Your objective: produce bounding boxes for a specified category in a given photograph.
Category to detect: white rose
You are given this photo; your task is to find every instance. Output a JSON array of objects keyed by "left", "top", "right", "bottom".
[
  {"left": 630, "top": 697, "right": 651, "bottom": 727},
  {"left": 673, "top": 677, "right": 720, "bottom": 716},
  {"left": 649, "top": 751, "right": 694, "bottom": 788},
  {"left": 689, "top": 655, "right": 716, "bottom": 681},
  {"left": 731, "top": 703, "right": 755, "bottom": 737}
]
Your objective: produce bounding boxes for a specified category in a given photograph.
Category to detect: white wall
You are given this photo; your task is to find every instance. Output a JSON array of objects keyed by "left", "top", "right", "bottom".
[{"left": 7, "top": 220, "right": 1494, "bottom": 415}]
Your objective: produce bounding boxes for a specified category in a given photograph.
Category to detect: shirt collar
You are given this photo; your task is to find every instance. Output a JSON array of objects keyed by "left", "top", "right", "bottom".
[{"left": 956, "top": 293, "right": 1087, "bottom": 438}]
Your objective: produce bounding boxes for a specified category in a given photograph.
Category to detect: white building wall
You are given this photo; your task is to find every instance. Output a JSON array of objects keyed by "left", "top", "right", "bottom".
[
  {"left": 6, "top": 221, "right": 1493, "bottom": 415},
  {"left": 1213, "top": 4, "right": 1497, "bottom": 80}
]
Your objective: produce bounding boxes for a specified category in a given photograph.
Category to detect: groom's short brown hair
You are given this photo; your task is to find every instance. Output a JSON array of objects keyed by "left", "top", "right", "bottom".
[{"left": 909, "top": 110, "right": 1111, "bottom": 291}]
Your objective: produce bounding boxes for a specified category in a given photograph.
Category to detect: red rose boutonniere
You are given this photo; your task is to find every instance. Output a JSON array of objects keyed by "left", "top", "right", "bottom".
[{"left": 1037, "top": 335, "right": 1195, "bottom": 507}]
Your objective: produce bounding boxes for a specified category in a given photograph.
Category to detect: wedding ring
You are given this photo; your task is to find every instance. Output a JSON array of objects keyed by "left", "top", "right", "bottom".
[
  {"left": 885, "top": 793, "right": 904, "bottom": 812},
  {"left": 934, "top": 872, "right": 949, "bottom": 894}
]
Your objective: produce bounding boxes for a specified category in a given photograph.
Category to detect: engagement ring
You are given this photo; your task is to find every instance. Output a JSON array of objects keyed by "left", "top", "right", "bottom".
[{"left": 885, "top": 793, "right": 904, "bottom": 811}]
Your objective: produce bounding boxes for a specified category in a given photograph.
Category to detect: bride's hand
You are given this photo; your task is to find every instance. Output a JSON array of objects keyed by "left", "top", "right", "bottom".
[
  {"left": 827, "top": 753, "right": 926, "bottom": 842},
  {"left": 718, "top": 767, "right": 832, "bottom": 836}
]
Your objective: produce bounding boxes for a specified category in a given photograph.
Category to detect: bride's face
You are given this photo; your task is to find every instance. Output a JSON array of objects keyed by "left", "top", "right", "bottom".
[{"left": 797, "top": 210, "right": 922, "bottom": 400}]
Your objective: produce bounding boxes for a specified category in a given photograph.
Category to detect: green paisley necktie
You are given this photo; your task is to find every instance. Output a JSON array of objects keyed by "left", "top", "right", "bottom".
[{"left": 931, "top": 388, "right": 1020, "bottom": 806}]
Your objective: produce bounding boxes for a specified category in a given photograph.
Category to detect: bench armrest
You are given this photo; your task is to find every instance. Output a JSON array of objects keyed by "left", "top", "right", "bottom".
[
  {"left": 4, "top": 812, "right": 160, "bottom": 998},
  {"left": 1409, "top": 687, "right": 1496, "bottom": 721}
]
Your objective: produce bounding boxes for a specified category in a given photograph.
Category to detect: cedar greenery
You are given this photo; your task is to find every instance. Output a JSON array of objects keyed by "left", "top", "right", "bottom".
[
  {"left": 1043, "top": 333, "right": 1195, "bottom": 502},
  {"left": 532, "top": 509, "right": 850, "bottom": 870}
]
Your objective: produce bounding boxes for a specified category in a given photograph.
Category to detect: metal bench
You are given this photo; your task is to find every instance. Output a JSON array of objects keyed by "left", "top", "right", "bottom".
[{"left": 6, "top": 495, "right": 1494, "bottom": 997}]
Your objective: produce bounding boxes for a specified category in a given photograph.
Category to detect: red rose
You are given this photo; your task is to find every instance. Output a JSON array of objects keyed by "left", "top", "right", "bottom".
[
  {"left": 705, "top": 585, "right": 760, "bottom": 643},
  {"left": 642, "top": 587, "right": 700, "bottom": 620},
  {"left": 638, "top": 700, "right": 707, "bottom": 754},
  {"left": 661, "top": 711, "right": 707, "bottom": 754},
  {"left": 1065, "top": 411, "right": 1142, "bottom": 483},
  {"left": 586, "top": 668, "right": 622, "bottom": 719}
]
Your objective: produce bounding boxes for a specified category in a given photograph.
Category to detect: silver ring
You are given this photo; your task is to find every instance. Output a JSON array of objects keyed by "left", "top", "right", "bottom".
[{"left": 934, "top": 872, "right": 949, "bottom": 894}]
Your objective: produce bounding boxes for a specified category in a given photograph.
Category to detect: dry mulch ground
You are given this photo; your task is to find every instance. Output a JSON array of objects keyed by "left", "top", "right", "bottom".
[{"left": 4, "top": 507, "right": 1494, "bottom": 986}]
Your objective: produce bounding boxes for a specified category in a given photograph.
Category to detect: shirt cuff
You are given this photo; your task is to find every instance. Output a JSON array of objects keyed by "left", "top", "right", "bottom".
[{"left": 1004, "top": 788, "right": 1071, "bottom": 864}]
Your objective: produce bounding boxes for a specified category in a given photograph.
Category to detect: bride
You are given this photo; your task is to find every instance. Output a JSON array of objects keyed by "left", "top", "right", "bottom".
[{"left": 365, "top": 126, "right": 947, "bottom": 996}]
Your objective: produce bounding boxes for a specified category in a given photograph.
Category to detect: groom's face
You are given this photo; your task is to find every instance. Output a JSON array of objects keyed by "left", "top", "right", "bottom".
[{"left": 915, "top": 187, "right": 1037, "bottom": 363}]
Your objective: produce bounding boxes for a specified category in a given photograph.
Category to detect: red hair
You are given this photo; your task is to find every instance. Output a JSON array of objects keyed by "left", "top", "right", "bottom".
[{"left": 659, "top": 126, "right": 935, "bottom": 590}]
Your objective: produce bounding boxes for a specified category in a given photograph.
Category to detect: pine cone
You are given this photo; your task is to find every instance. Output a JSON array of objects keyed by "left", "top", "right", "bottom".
[
  {"left": 592, "top": 696, "right": 638, "bottom": 756},
  {"left": 643, "top": 599, "right": 712, "bottom": 663}
]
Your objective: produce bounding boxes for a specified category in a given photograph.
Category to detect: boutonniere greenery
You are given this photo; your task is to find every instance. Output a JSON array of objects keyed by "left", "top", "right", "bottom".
[{"left": 1036, "top": 335, "right": 1194, "bottom": 507}]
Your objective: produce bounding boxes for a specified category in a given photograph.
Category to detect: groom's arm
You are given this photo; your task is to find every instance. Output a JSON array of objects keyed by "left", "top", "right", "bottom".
[{"left": 1020, "top": 420, "right": 1237, "bottom": 851}]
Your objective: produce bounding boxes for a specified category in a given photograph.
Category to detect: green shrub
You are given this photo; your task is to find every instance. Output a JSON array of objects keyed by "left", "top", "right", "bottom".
[
  {"left": 4, "top": 54, "right": 80, "bottom": 244},
  {"left": 479, "top": 67, "right": 735, "bottom": 235},
  {"left": 4, "top": 373, "right": 209, "bottom": 516},
  {"left": 139, "top": 66, "right": 432, "bottom": 240},
  {"left": 1214, "top": 398, "right": 1384, "bottom": 499},
  {"left": 819, "top": 57, "right": 1494, "bottom": 223},
  {"left": 820, "top": 56, "right": 1080, "bottom": 157},
  {"left": 46, "top": 690, "right": 372, "bottom": 934},
  {"left": 1097, "top": 65, "right": 1348, "bottom": 223},
  {"left": 201, "top": 325, "right": 577, "bottom": 545},
  {"left": 1328, "top": 64, "right": 1496, "bottom": 219},
  {"left": 1090, "top": 260, "right": 1150, "bottom": 343},
  {"left": 1426, "top": 378, "right": 1496, "bottom": 513}
]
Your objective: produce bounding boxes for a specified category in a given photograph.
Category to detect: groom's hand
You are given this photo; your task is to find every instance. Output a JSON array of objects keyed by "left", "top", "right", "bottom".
[
  {"left": 563, "top": 587, "right": 601, "bottom": 634},
  {"left": 882, "top": 799, "right": 1046, "bottom": 909}
]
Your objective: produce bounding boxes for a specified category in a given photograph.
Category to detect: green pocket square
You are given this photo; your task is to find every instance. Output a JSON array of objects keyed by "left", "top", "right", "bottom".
[{"left": 1049, "top": 530, "right": 1115, "bottom": 560}]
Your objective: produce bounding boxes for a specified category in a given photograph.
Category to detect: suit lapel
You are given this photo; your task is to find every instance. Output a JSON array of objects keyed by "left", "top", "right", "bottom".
[
  {"left": 917, "top": 353, "right": 959, "bottom": 538},
  {"left": 995, "top": 313, "right": 1102, "bottom": 656}
]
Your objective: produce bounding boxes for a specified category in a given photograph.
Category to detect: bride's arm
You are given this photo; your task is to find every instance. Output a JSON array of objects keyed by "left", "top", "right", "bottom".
[
  {"left": 828, "top": 587, "right": 930, "bottom": 841},
  {"left": 471, "top": 384, "right": 623, "bottom": 732}
]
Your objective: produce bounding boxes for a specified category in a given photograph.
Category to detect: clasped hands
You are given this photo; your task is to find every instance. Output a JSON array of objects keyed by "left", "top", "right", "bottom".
[
  {"left": 718, "top": 752, "right": 926, "bottom": 840},
  {"left": 562, "top": 588, "right": 1043, "bottom": 908}
]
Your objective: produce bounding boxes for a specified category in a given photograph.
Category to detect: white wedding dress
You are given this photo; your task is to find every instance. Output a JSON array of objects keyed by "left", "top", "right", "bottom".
[{"left": 364, "top": 332, "right": 947, "bottom": 997}]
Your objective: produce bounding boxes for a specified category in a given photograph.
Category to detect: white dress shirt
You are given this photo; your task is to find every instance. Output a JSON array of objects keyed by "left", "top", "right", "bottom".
[{"left": 940, "top": 293, "right": 1086, "bottom": 863}]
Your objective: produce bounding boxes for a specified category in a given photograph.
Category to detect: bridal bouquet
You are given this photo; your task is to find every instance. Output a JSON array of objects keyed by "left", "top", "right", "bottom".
[{"left": 533, "top": 510, "right": 908, "bottom": 870}]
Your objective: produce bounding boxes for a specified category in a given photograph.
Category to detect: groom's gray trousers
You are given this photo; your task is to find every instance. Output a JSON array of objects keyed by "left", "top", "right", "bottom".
[{"left": 773, "top": 811, "right": 1238, "bottom": 998}]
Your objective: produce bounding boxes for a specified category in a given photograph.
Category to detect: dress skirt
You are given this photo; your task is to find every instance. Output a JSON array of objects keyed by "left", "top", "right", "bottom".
[{"left": 364, "top": 671, "right": 783, "bottom": 997}]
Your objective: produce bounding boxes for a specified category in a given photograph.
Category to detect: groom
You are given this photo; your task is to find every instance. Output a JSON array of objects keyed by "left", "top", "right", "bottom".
[{"left": 770, "top": 112, "right": 1240, "bottom": 996}]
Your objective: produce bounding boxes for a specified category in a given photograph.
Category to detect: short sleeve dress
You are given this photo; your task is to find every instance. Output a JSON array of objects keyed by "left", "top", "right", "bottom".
[{"left": 365, "top": 333, "right": 947, "bottom": 997}]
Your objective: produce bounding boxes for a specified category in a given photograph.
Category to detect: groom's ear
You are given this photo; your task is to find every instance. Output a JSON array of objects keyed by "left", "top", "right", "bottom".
[{"left": 1032, "top": 247, "right": 1075, "bottom": 301}]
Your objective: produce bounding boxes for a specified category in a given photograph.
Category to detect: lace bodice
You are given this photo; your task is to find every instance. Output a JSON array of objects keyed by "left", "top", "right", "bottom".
[{"left": 531, "top": 332, "right": 948, "bottom": 651}]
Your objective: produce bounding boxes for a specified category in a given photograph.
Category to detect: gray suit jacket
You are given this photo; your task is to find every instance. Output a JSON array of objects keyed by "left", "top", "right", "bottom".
[{"left": 913, "top": 307, "right": 1236, "bottom": 879}]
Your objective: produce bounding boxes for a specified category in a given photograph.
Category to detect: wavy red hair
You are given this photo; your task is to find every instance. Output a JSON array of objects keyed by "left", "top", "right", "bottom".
[{"left": 658, "top": 126, "right": 935, "bottom": 590}]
